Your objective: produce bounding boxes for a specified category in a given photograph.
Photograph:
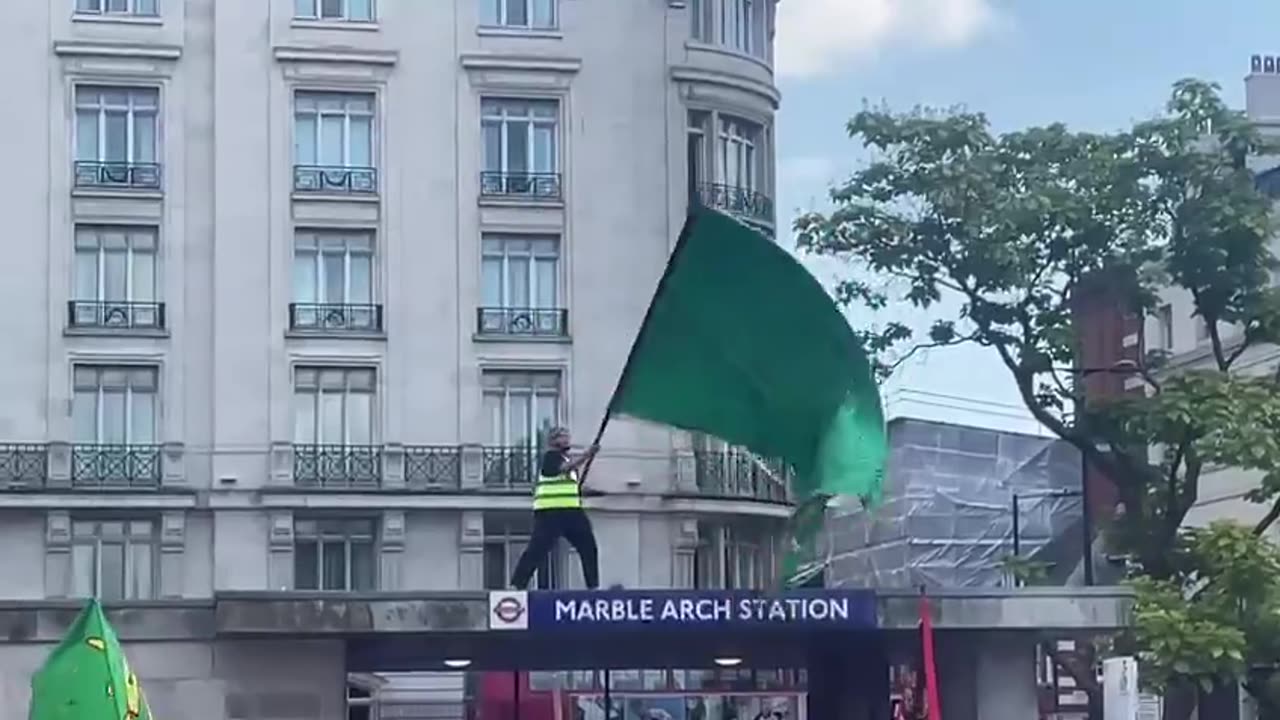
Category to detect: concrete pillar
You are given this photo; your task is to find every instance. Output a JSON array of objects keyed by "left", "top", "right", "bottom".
[{"left": 973, "top": 633, "right": 1038, "bottom": 720}]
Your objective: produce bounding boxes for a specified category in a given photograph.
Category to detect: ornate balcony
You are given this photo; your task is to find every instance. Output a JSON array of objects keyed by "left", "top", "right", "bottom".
[
  {"left": 71, "top": 444, "right": 162, "bottom": 489},
  {"left": 73, "top": 161, "right": 162, "bottom": 191},
  {"left": 293, "top": 444, "right": 382, "bottom": 489},
  {"left": 480, "top": 171, "right": 562, "bottom": 200},
  {"left": 476, "top": 307, "right": 568, "bottom": 338},
  {"left": 481, "top": 446, "right": 538, "bottom": 489},
  {"left": 289, "top": 303, "right": 383, "bottom": 334},
  {"left": 293, "top": 165, "right": 378, "bottom": 195},
  {"left": 693, "top": 182, "right": 774, "bottom": 227},
  {"left": 0, "top": 444, "right": 48, "bottom": 489},
  {"left": 403, "top": 445, "right": 462, "bottom": 490},
  {"left": 692, "top": 448, "right": 791, "bottom": 502},
  {"left": 67, "top": 301, "right": 166, "bottom": 331}
]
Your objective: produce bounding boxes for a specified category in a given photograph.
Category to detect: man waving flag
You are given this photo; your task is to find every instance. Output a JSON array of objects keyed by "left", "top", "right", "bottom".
[{"left": 588, "top": 206, "right": 887, "bottom": 584}]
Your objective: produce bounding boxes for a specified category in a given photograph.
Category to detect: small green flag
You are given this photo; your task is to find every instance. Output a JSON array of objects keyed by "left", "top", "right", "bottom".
[
  {"left": 607, "top": 207, "right": 887, "bottom": 582},
  {"left": 29, "top": 599, "right": 153, "bottom": 720}
]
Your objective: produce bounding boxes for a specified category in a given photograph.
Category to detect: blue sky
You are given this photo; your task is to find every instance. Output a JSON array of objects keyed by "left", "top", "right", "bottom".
[{"left": 771, "top": 0, "right": 1280, "bottom": 427}]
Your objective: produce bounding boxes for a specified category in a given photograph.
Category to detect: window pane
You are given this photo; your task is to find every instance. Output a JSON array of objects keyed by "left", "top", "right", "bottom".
[
  {"left": 349, "top": 254, "right": 372, "bottom": 303},
  {"left": 535, "top": 394, "right": 559, "bottom": 438},
  {"left": 321, "top": 540, "right": 347, "bottom": 589},
  {"left": 133, "top": 113, "right": 156, "bottom": 163},
  {"left": 482, "top": 121, "right": 502, "bottom": 172},
  {"left": 100, "top": 250, "right": 126, "bottom": 300},
  {"left": 320, "top": 115, "right": 344, "bottom": 165},
  {"left": 295, "top": 540, "right": 319, "bottom": 589},
  {"left": 76, "top": 111, "right": 99, "bottom": 161},
  {"left": 479, "top": 0, "right": 500, "bottom": 25},
  {"left": 77, "top": 0, "right": 100, "bottom": 11},
  {"left": 131, "top": 542, "right": 153, "bottom": 599},
  {"left": 535, "top": 258, "right": 557, "bottom": 308},
  {"left": 346, "top": 392, "right": 373, "bottom": 445},
  {"left": 101, "top": 390, "right": 126, "bottom": 444},
  {"left": 72, "top": 543, "right": 96, "bottom": 597},
  {"left": 532, "top": 0, "right": 554, "bottom": 27},
  {"left": 348, "top": 0, "right": 372, "bottom": 21},
  {"left": 320, "top": 391, "right": 343, "bottom": 444},
  {"left": 350, "top": 541, "right": 376, "bottom": 590},
  {"left": 134, "top": 0, "right": 158, "bottom": 14},
  {"left": 533, "top": 126, "right": 555, "bottom": 173},
  {"left": 322, "top": 252, "right": 344, "bottom": 303},
  {"left": 130, "top": 392, "right": 156, "bottom": 444},
  {"left": 507, "top": 256, "right": 530, "bottom": 307},
  {"left": 294, "top": 391, "right": 316, "bottom": 444},
  {"left": 508, "top": 393, "right": 530, "bottom": 446},
  {"left": 295, "top": 0, "right": 314, "bottom": 17},
  {"left": 484, "top": 392, "right": 503, "bottom": 445},
  {"left": 349, "top": 116, "right": 372, "bottom": 166},
  {"left": 481, "top": 257, "right": 503, "bottom": 306},
  {"left": 483, "top": 544, "right": 507, "bottom": 590},
  {"left": 103, "top": 112, "right": 128, "bottom": 162},
  {"left": 99, "top": 542, "right": 126, "bottom": 600},
  {"left": 294, "top": 114, "right": 317, "bottom": 164},
  {"left": 293, "top": 252, "right": 317, "bottom": 303},
  {"left": 74, "top": 251, "right": 99, "bottom": 300},
  {"left": 505, "top": 121, "right": 529, "bottom": 172},
  {"left": 107, "top": 0, "right": 127, "bottom": 12},
  {"left": 321, "top": 0, "right": 342, "bottom": 18},
  {"left": 505, "top": 0, "right": 527, "bottom": 26},
  {"left": 72, "top": 391, "right": 97, "bottom": 444}
]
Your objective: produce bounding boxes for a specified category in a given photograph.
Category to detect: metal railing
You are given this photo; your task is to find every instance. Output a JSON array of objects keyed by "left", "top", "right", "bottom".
[
  {"left": 482, "top": 446, "right": 539, "bottom": 489},
  {"left": 293, "top": 165, "right": 378, "bottom": 194},
  {"left": 74, "top": 161, "right": 162, "bottom": 190},
  {"left": 289, "top": 303, "right": 383, "bottom": 333},
  {"left": 693, "top": 182, "right": 774, "bottom": 226},
  {"left": 67, "top": 301, "right": 166, "bottom": 331},
  {"left": 293, "top": 444, "right": 383, "bottom": 488},
  {"left": 480, "top": 171, "right": 562, "bottom": 199},
  {"left": 0, "top": 444, "right": 48, "bottom": 489},
  {"left": 476, "top": 307, "right": 568, "bottom": 338},
  {"left": 71, "top": 444, "right": 162, "bottom": 489},
  {"left": 692, "top": 448, "right": 791, "bottom": 502},
  {"left": 403, "top": 445, "right": 462, "bottom": 489}
]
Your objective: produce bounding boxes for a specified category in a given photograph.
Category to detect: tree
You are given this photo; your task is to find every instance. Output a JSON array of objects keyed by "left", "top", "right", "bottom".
[{"left": 795, "top": 79, "right": 1280, "bottom": 718}]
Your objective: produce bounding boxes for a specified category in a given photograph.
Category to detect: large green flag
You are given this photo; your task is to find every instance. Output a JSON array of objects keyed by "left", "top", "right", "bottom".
[
  {"left": 30, "top": 599, "right": 154, "bottom": 720},
  {"left": 606, "top": 207, "right": 887, "bottom": 582}
]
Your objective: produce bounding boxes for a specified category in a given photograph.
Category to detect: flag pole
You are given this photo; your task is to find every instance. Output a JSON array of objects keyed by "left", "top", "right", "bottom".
[{"left": 579, "top": 207, "right": 703, "bottom": 484}]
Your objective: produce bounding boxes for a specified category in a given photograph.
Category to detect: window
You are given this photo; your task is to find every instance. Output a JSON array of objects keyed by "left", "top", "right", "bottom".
[
  {"left": 294, "top": 0, "right": 373, "bottom": 22},
  {"left": 480, "top": 0, "right": 555, "bottom": 29},
  {"left": 292, "top": 231, "right": 379, "bottom": 331},
  {"left": 74, "top": 86, "right": 160, "bottom": 189},
  {"left": 72, "top": 226, "right": 160, "bottom": 329},
  {"left": 690, "top": 0, "right": 711, "bottom": 41},
  {"left": 1154, "top": 304, "right": 1174, "bottom": 350},
  {"left": 693, "top": 522, "right": 777, "bottom": 590},
  {"left": 479, "top": 235, "right": 564, "bottom": 336},
  {"left": 72, "top": 366, "right": 157, "bottom": 445},
  {"left": 481, "top": 98, "right": 560, "bottom": 197},
  {"left": 294, "top": 517, "right": 377, "bottom": 591},
  {"left": 687, "top": 111, "right": 710, "bottom": 196},
  {"left": 482, "top": 371, "right": 561, "bottom": 449},
  {"left": 75, "top": 0, "right": 159, "bottom": 16},
  {"left": 294, "top": 367, "right": 376, "bottom": 446},
  {"left": 71, "top": 519, "right": 156, "bottom": 601},
  {"left": 718, "top": 116, "right": 760, "bottom": 192},
  {"left": 293, "top": 92, "right": 376, "bottom": 193},
  {"left": 483, "top": 514, "right": 572, "bottom": 589},
  {"left": 691, "top": 0, "right": 770, "bottom": 59}
]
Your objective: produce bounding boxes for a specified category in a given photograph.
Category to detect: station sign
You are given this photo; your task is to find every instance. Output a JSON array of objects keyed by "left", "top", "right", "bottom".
[{"left": 488, "top": 589, "right": 876, "bottom": 631}]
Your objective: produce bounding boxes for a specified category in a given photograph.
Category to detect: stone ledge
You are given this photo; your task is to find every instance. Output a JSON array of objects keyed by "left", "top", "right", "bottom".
[
  {"left": 876, "top": 586, "right": 1135, "bottom": 631},
  {"left": 0, "top": 601, "right": 214, "bottom": 643},
  {"left": 214, "top": 592, "right": 489, "bottom": 635}
]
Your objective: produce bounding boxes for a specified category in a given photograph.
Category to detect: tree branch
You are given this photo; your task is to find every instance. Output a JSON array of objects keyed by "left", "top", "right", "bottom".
[
  {"left": 887, "top": 333, "right": 980, "bottom": 372},
  {"left": 1254, "top": 499, "right": 1280, "bottom": 536}
]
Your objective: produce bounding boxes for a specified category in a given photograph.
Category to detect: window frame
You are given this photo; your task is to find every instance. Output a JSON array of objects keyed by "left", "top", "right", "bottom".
[
  {"left": 74, "top": 0, "right": 160, "bottom": 18},
  {"left": 73, "top": 85, "right": 161, "bottom": 165},
  {"left": 71, "top": 365, "right": 160, "bottom": 446},
  {"left": 693, "top": 0, "right": 770, "bottom": 60},
  {"left": 717, "top": 115, "right": 761, "bottom": 192},
  {"left": 73, "top": 225, "right": 159, "bottom": 304},
  {"left": 479, "top": 0, "right": 557, "bottom": 30},
  {"left": 481, "top": 370, "right": 562, "bottom": 449},
  {"left": 292, "top": 90, "right": 378, "bottom": 170},
  {"left": 70, "top": 517, "right": 158, "bottom": 601},
  {"left": 293, "top": 366, "right": 378, "bottom": 446},
  {"left": 293, "top": 516, "right": 378, "bottom": 592},
  {"left": 293, "top": 0, "right": 375, "bottom": 23},
  {"left": 480, "top": 97, "right": 561, "bottom": 176},
  {"left": 480, "top": 234, "right": 561, "bottom": 311},
  {"left": 293, "top": 229, "right": 376, "bottom": 305}
]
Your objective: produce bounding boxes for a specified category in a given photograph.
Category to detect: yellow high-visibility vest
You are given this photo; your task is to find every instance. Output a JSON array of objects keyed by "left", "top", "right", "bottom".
[{"left": 533, "top": 471, "right": 581, "bottom": 510}]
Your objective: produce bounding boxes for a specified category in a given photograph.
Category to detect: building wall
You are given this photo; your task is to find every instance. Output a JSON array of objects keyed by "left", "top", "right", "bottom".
[{"left": 0, "top": 0, "right": 787, "bottom": 602}]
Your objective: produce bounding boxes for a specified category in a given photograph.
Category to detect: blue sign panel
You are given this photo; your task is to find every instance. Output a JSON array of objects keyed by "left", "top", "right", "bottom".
[{"left": 525, "top": 589, "right": 876, "bottom": 630}]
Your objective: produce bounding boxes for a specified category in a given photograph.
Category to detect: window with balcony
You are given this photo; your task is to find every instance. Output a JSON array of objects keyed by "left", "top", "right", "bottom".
[
  {"left": 479, "top": 235, "right": 564, "bottom": 338},
  {"left": 481, "top": 98, "right": 560, "bottom": 199},
  {"left": 71, "top": 518, "right": 157, "bottom": 600},
  {"left": 71, "top": 366, "right": 160, "bottom": 488},
  {"left": 71, "top": 225, "right": 162, "bottom": 331},
  {"left": 292, "top": 230, "right": 379, "bottom": 333},
  {"left": 294, "top": 0, "right": 373, "bottom": 22},
  {"left": 688, "top": 112, "right": 773, "bottom": 227},
  {"left": 689, "top": 0, "right": 771, "bottom": 59},
  {"left": 479, "top": 0, "right": 555, "bottom": 29},
  {"left": 75, "top": 0, "right": 159, "bottom": 17},
  {"left": 483, "top": 514, "right": 573, "bottom": 589},
  {"left": 73, "top": 86, "right": 160, "bottom": 190},
  {"left": 693, "top": 521, "right": 778, "bottom": 590},
  {"left": 293, "top": 367, "right": 379, "bottom": 487},
  {"left": 293, "top": 91, "right": 377, "bottom": 194},
  {"left": 481, "top": 371, "right": 560, "bottom": 487},
  {"left": 294, "top": 517, "right": 377, "bottom": 591}
]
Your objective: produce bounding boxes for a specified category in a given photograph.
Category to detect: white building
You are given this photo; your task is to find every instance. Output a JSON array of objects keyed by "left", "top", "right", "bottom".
[{"left": 0, "top": 0, "right": 786, "bottom": 612}]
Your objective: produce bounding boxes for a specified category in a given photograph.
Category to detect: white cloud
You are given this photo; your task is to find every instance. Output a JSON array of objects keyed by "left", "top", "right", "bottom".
[{"left": 775, "top": 0, "right": 1001, "bottom": 79}]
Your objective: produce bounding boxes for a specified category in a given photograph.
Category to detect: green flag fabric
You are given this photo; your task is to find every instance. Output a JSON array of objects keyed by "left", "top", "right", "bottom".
[
  {"left": 30, "top": 599, "right": 153, "bottom": 720},
  {"left": 608, "top": 207, "right": 887, "bottom": 579}
]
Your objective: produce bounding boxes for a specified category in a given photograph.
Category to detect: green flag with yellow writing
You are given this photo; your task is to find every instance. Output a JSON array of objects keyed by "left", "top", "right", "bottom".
[{"left": 29, "top": 599, "right": 153, "bottom": 720}]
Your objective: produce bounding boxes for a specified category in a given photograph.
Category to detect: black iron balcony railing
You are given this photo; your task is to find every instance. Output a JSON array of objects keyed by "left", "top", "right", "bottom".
[
  {"left": 74, "top": 161, "right": 162, "bottom": 190},
  {"left": 476, "top": 307, "right": 568, "bottom": 338},
  {"left": 293, "top": 165, "right": 378, "bottom": 195},
  {"left": 404, "top": 445, "right": 462, "bottom": 489},
  {"left": 293, "top": 444, "right": 382, "bottom": 488},
  {"left": 482, "top": 446, "right": 539, "bottom": 489},
  {"left": 0, "top": 444, "right": 48, "bottom": 489},
  {"left": 289, "top": 303, "right": 383, "bottom": 333},
  {"left": 692, "top": 448, "right": 791, "bottom": 502},
  {"left": 692, "top": 182, "right": 774, "bottom": 226},
  {"left": 71, "top": 444, "right": 161, "bottom": 489},
  {"left": 480, "top": 171, "right": 562, "bottom": 200},
  {"left": 67, "top": 301, "right": 166, "bottom": 331}
]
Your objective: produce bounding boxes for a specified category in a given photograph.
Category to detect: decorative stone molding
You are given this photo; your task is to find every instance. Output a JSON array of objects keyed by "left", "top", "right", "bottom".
[
  {"left": 46, "top": 511, "right": 72, "bottom": 548},
  {"left": 379, "top": 510, "right": 406, "bottom": 591},
  {"left": 267, "top": 510, "right": 294, "bottom": 591},
  {"left": 673, "top": 449, "right": 698, "bottom": 492},
  {"left": 269, "top": 442, "right": 294, "bottom": 486},
  {"left": 47, "top": 442, "right": 72, "bottom": 489},
  {"left": 161, "top": 442, "right": 185, "bottom": 486},
  {"left": 460, "top": 444, "right": 485, "bottom": 489},
  {"left": 382, "top": 443, "right": 405, "bottom": 489},
  {"left": 45, "top": 511, "right": 72, "bottom": 598},
  {"left": 159, "top": 510, "right": 186, "bottom": 598},
  {"left": 458, "top": 511, "right": 485, "bottom": 589}
]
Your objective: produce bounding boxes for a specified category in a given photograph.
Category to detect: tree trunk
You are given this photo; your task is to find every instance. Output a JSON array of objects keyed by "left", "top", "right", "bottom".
[{"left": 1162, "top": 683, "right": 1197, "bottom": 720}]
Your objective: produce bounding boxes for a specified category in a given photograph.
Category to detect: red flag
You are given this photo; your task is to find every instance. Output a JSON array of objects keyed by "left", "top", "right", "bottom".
[{"left": 920, "top": 593, "right": 942, "bottom": 720}]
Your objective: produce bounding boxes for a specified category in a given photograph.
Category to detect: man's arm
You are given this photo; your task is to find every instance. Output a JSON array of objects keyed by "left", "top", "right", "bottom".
[{"left": 563, "top": 444, "right": 600, "bottom": 473}]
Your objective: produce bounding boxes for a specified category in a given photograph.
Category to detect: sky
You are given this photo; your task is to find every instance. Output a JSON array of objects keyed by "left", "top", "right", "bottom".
[{"left": 770, "top": 0, "right": 1280, "bottom": 429}]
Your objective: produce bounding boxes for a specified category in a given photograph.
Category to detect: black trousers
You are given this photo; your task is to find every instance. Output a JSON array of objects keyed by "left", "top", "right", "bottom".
[{"left": 510, "top": 508, "right": 600, "bottom": 589}]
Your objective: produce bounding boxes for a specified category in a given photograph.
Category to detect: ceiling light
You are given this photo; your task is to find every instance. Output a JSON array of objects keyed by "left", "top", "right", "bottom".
[
  {"left": 443, "top": 659, "right": 472, "bottom": 669},
  {"left": 713, "top": 657, "right": 743, "bottom": 667}
]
